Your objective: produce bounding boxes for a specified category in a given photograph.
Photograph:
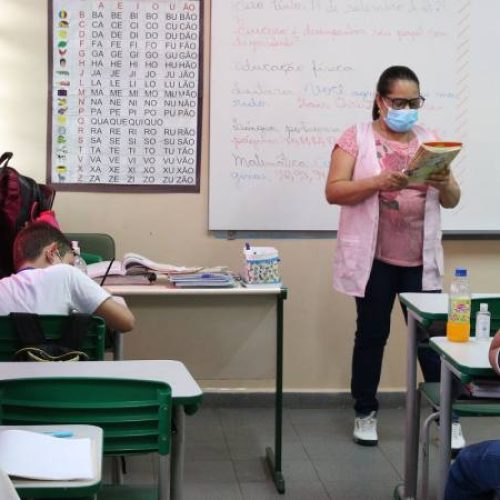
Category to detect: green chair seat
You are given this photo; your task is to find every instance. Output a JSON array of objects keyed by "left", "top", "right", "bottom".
[{"left": 420, "top": 382, "right": 500, "bottom": 416}]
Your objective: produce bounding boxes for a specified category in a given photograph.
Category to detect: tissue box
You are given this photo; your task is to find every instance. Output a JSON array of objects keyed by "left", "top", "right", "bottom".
[{"left": 243, "top": 246, "right": 280, "bottom": 285}]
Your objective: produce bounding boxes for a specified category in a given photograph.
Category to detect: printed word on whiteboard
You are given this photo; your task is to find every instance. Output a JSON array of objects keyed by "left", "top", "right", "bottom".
[{"left": 48, "top": 0, "right": 202, "bottom": 192}]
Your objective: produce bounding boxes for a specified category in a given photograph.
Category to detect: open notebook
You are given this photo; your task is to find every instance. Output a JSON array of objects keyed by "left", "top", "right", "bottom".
[{"left": 0, "top": 430, "right": 93, "bottom": 480}]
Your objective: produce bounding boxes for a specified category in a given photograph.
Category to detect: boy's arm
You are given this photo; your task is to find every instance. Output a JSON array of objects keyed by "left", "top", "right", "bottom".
[{"left": 94, "top": 296, "right": 135, "bottom": 332}]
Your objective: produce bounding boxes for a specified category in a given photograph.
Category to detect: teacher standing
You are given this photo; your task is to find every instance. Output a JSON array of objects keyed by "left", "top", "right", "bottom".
[{"left": 325, "top": 66, "right": 461, "bottom": 447}]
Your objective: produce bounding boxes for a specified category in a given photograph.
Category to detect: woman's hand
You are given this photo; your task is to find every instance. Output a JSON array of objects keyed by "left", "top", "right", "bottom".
[
  {"left": 426, "top": 166, "right": 451, "bottom": 191},
  {"left": 426, "top": 167, "right": 461, "bottom": 208},
  {"left": 376, "top": 171, "right": 409, "bottom": 191}
]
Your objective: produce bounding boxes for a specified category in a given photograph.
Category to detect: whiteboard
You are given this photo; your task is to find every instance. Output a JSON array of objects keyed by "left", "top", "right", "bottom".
[{"left": 209, "top": 0, "right": 499, "bottom": 232}]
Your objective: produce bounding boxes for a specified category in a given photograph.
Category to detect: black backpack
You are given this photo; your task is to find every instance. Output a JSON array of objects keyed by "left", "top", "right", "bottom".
[
  {"left": 0, "top": 152, "right": 55, "bottom": 278},
  {"left": 10, "top": 313, "right": 92, "bottom": 362}
]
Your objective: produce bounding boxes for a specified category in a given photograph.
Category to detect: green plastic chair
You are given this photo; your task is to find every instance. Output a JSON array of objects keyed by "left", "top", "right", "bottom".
[
  {"left": 418, "top": 297, "right": 500, "bottom": 499},
  {"left": 0, "top": 377, "right": 172, "bottom": 500},
  {"left": 0, "top": 315, "right": 106, "bottom": 361}
]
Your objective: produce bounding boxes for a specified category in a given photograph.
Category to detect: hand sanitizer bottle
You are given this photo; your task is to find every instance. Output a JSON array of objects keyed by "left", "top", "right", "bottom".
[
  {"left": 71, "top": 241, "right": 88, "bottom": 275},
  {"left": 475, "top": 303, "right": 491, "bottom": 341}
]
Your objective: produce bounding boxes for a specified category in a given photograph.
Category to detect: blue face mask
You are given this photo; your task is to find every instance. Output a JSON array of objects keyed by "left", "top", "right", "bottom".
[{"left": 383, "top": 108, "right": 419, "bottom": 133}]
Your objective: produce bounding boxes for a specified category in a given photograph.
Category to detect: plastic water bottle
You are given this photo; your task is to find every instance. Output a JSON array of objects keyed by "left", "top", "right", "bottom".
[
  {"left": 71, "top": 241, "right": 88, "bottom": 275},
  {"left": 475, "top": 303, "right": 491, "bottom": 341},
  {"left": 446, "top": 268, "right": 471, "bottom": 343}
]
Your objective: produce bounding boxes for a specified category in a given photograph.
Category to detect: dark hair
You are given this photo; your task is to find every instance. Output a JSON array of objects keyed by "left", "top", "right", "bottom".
[
  {"left": 372, "top": 66, "right": 420, "bottom": 120},
  {"left": 13, "top": 222, "right": 72, "bottom": 270}
]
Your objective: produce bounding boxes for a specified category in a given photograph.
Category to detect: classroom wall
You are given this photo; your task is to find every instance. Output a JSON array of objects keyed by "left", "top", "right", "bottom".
[{"left": 2, "top": 0, "right": 500, "bottom": 394}]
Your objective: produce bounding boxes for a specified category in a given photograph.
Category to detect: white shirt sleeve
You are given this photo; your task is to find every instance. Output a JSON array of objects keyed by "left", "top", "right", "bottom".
[{"left": 65, "top": 266, "right": 111, "bottom": 315}]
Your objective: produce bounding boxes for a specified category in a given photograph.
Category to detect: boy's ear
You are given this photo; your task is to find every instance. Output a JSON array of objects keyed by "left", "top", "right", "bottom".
[{"left": 44, "top": 242, "right": 59, "bottom": 264}]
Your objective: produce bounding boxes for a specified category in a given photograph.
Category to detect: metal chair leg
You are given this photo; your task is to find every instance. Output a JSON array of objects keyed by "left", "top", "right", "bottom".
[
  {"left": 159, "top": 454, "right": 171, "bottom": 500},
  {"left": 111, "top": 455, "right": 124, "bottom": 484},
  {"left": 419, "top": 411, "right": 440, "bottom": 500}
]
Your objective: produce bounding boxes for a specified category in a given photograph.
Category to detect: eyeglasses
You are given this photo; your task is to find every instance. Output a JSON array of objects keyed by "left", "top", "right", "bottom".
[{"left": 382, "top": 96, "right": 426, "bottom": 110}]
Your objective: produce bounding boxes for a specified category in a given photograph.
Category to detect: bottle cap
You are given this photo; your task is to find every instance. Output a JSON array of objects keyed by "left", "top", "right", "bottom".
[
  {"left": 71, "top": 241, "right": 81, "bottom": 255},
  {"left": 480, "top": 303, "right": 489, "bottom": 312},
  {"left": 455, "top": 268, "right": 467, "bottom": 277}
]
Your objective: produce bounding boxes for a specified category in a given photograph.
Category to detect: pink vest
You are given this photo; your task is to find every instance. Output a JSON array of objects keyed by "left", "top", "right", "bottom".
[{"left": 333, "top": 122, "right": 443, "bottom": 297}]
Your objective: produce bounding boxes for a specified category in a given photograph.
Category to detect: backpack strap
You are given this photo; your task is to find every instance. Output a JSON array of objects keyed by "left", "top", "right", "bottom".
[
  {"left": 0, "top": 152, "right": 13, "bottom": 169},
  {"left": 59, "top": 314, "right": 93, "bottom": 349},
  {"left": 10, "top": 312, "right": 92, "bottom": 349},
  {"left": 9, "top": 312, "right": 46, "bottom": 345}
]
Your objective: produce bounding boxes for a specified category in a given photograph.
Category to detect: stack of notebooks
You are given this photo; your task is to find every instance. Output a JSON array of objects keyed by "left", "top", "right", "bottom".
[
  {"left": 169, "top": 272, "right": 236, "bottom": 288},
  {"left": 465, "top": 379, "right": 500, "bottom": 398}
]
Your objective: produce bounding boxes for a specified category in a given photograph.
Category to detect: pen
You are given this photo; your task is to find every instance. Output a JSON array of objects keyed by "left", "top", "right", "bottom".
[
  {"left": 43, "top": 431, "right": 74, "bottom": 438},
  {"left": 99, "top": 258, "right": 115, "bottom": 287}
]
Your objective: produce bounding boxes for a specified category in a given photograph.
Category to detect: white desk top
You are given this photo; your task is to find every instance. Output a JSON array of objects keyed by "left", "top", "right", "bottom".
[
  {"left": 2, "top": 425, "right": 102, "bottom": 492},
  {"left": 400, "top": 292, "right": 500, "bottom": 320},
  {"left": 0, "top": 360, "right": 202, "bottom": 402},
  {"left": 105, "top": 283, "right": 285, "bottom": 297},
  {"left": 431, "top": 337, "right": 492, "bottom": 370}
]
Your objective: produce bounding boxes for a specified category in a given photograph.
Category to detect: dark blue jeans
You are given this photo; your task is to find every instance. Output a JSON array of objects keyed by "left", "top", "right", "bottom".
[
  {"left": 445, "top": 440, "right": 500, "bottom": 500},
  {"left": 352, "top": 259, "right": 442, "bottom": 415}
]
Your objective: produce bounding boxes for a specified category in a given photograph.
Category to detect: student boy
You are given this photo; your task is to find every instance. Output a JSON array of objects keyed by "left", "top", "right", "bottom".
[
  {"left": 0, "top": 222, "right": 135, "bottom": 332},
  {"left": 444, "top": 330, "right": 500, "bottom": 499}
]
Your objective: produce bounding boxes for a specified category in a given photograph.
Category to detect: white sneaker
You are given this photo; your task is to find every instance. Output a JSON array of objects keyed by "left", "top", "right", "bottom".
[
  {"left": 451, "top": 422, "right": 466, "bottom": 452},
  {"left": 353, "top": 411, "right": 378, "bottom": 446}
]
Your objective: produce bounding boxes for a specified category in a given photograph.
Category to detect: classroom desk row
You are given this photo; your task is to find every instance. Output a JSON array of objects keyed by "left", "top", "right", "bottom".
[
  {"left": 0, "top": 360, "right": 202, "bottom": 500},
  {"left": 4, "top": 287, "right": 495, "bottom": 499},
  {"left": 397, "top": 293, "right": 500, "bottom": 500},
  {"left": 0, "top": 282, "right": 288, "bottom": 498}
]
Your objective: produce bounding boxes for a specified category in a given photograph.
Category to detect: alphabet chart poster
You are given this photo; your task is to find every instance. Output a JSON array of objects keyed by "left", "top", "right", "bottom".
[{"left": 48, "top": 0, "right": 202, "bottom": 191}]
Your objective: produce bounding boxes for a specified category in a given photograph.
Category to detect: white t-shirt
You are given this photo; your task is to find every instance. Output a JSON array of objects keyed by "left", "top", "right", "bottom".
[{"left": 0, "top": 264, "right": 110, "bottom": 316}]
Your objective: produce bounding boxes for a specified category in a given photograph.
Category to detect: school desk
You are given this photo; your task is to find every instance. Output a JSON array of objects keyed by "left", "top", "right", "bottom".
[
  {"left": 0, "top": 360, "right": 202, "bottom": 500},
  {"left": 104, "top": 282, "right": 289, "bottom": 494},
  {"left": 0, "top": 424, "right": 102, "bottom": 499},
  {"left": 396, "top": 292, "right": 500, "bottom": 500},
  {"left": 430, "top": 336, "right": 497, "bottom": 500}
]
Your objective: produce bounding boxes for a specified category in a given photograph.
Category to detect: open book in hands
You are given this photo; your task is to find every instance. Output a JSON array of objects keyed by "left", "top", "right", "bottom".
[
  {"left": 87, "top": 252, "right": 203, "bottom": 279},
  {"left": 404, "top": 141, "right": 462, "bottom": 183}
]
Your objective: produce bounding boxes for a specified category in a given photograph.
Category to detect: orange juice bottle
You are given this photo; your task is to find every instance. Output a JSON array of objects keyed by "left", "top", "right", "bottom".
[{"left": 446, "top": 268, "right": 471, "bottom": 342}]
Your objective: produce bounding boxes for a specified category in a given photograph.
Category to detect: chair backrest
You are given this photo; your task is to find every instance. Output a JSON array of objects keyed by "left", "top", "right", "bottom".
[
  {"left": 0, "top": 378, "right": 172, "bottom": 455},
  {"left": 0, "top": 315, "right": 106, "bottom": 361},
  {"left": 471, "top": 297, "right": 500, "bottom": 336},
  {"left": 64, "top": 233, "right": 116, "bottom": 261}
]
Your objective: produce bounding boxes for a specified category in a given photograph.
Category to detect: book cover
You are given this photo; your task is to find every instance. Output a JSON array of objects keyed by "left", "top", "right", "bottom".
[{"left": 404, "top": 141, "right": 462, "bottom": 183}]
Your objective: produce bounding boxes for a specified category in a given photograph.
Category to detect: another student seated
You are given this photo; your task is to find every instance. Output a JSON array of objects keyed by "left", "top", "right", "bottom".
[
  {"left": 444, "top": 330, "right": 500, "bottom": 500},
  {"left": 0, "top": 222, "right": 135, "bottom": 332}
]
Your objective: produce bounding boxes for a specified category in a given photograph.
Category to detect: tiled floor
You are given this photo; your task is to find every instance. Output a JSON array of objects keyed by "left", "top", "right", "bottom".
[{"left": 103, "top": 406, "right": 500, "bottom": 499}]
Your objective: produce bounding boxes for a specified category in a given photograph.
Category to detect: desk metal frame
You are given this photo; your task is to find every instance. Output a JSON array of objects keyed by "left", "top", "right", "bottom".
[{"left": 105, "top": 284, "right": 289, "bottom": 494}]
